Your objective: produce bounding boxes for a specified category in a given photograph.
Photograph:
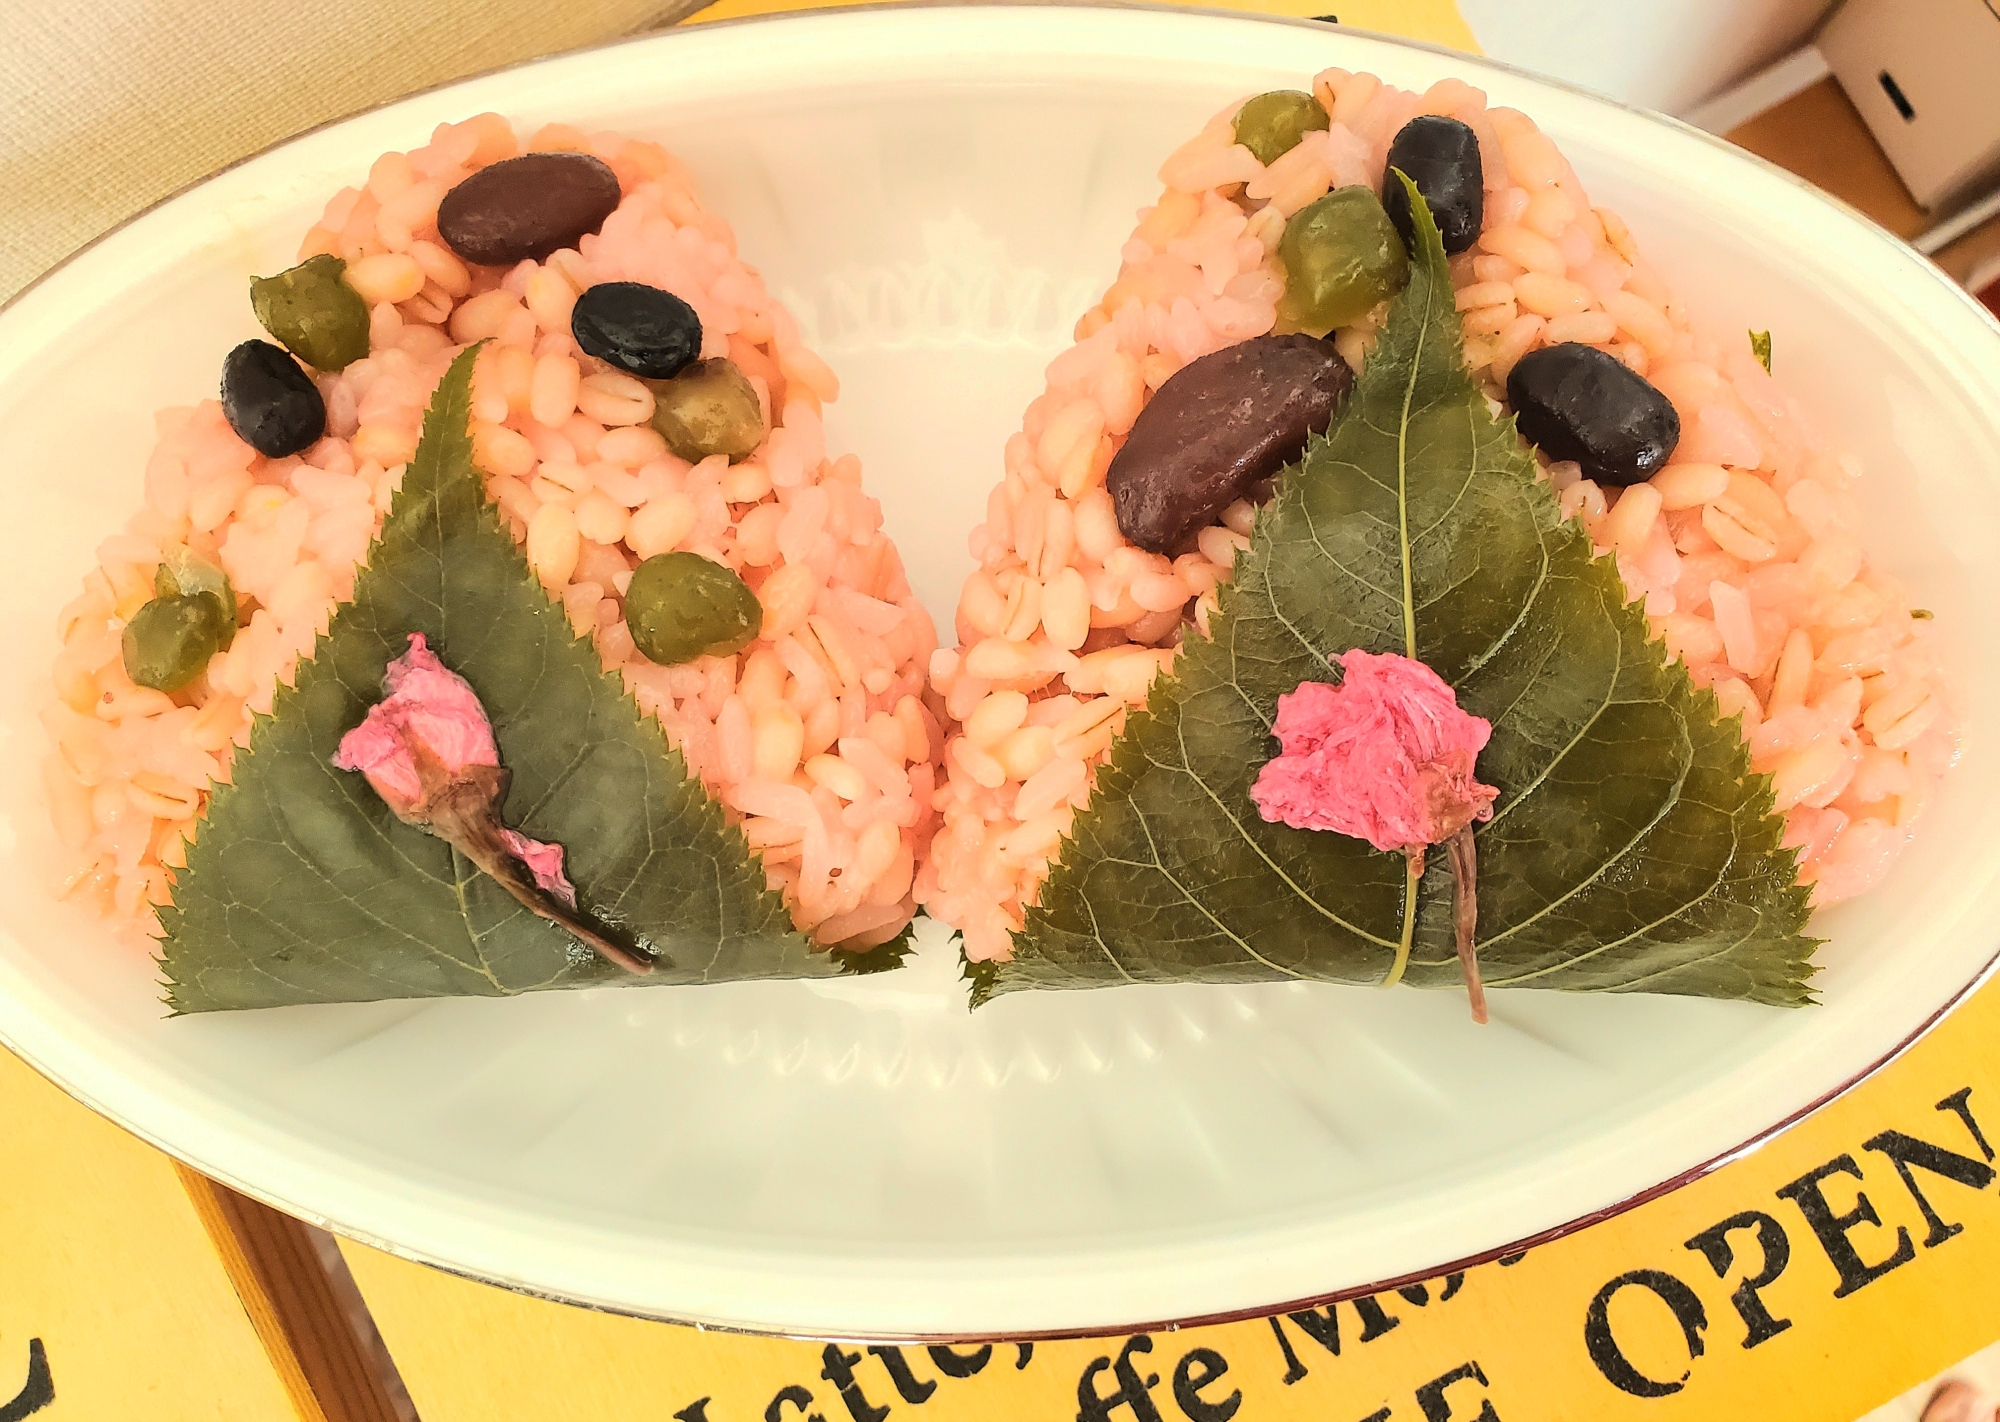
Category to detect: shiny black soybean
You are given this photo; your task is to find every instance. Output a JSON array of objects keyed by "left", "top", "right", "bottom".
[
  {"left": 1505, "top": 342, "right": 1681, "bottom": 487},
  {"left": 220, "top": 340, "right": 326, "bottom": 458},
  {"left": 1383, "top": 116, "right": 1483, "bottom": 255},
  {"left": 571, "top": 282, "right": 702, "bottom": 380}
]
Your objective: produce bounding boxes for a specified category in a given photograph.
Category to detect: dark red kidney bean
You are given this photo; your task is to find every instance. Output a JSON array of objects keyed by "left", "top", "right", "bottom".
[
  {"left": 436, "top": 152, "right": 623, "bottom": 267},
  {"left": 1505, "top": 342, "right": 1681, "bottom": 487},
  {"left": 220, "top": 340, "right": 325, "bottom": 457},
  {"left": 1383, "top": 115, "right": 1484, "bottom": 255},
  {"left": 1109, "top": 335, "right": 1353, "bottom": 554}
]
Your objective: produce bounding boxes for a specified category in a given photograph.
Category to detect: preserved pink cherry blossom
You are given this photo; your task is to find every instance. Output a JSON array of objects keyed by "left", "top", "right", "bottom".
[
  {"left": 494, "top": 830, "right": 573, "bottom": 903},
  {"left": 1251, "top": 648, "right": 1499, "bottom": 1021},
  {"left": 334, "top": 634, "right": 504, "bottom": 809},
  {"left": 1250, "top": 649, "right": 1498, "bottom": 850},
  {"left": 333, "top": 633, "right": 650, "bottom": 973}
]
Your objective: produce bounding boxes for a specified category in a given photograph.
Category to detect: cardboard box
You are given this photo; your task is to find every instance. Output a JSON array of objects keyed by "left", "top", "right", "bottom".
[{"left": 1820, "top": 0, "right": 2000, "bottom": 209}]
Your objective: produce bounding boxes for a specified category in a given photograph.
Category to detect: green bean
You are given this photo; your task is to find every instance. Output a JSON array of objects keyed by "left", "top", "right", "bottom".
[
  {"left": 1276, "top": 186, "right": 1410, "bottom": 337},
  {"left": 1233, "top": 90, "right": 1330, "bottom": 166},
  {"left": 648, "top": 359, "right": 765, "bottom": 464},
  {"left": 155, "top": 549, "right": 237, "bottom": 649},
  {"left": 625, "top": 552, "right": 764, "bottom": 666},
  {"left": 250, "top": 255, "right": 371, "bottom": 372},
  {"left": 123, "top": 594, "right": 229, "bottom": 692}
]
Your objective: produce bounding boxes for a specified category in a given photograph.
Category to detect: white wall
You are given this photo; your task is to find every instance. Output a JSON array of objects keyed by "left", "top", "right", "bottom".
[{"left": 1457, "top": 0, "right": 1841, "bottom": 116}]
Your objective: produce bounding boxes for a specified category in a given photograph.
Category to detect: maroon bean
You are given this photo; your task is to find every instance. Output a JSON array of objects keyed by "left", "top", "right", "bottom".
[
  {"left": 437, "top": 152, "right": 623, "bottom": 267},
  {"left": 1108, "top": 335, "right": 1353, "bottom": 554}
]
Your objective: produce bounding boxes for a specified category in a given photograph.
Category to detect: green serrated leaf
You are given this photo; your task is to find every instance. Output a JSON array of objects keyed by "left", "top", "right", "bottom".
[
  {"left": 1750, "top": 329, "right": 1773, "bottom": 374},
  {"left": 836, "top": 919, "right": 919, "bottom": 976},
  {"left": 962, "top": 944, "right": 1002, "bottom": 1007},
  {"left": 986, "top": 183, "right": 1816, "bottom": 1009},
  {"left": 160, "top": 346, "right": 838, "bottom": 1011}
]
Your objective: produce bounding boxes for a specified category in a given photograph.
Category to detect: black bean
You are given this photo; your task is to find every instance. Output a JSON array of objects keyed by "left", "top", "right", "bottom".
[
  {"left": 1506, "top": 342, "right": 1681, "bottom": 487},
  {"left": 436, "top": 152, "right": 622, "bottom": 267},
  {"left": 1383, "top": 116, "right": 1484, "bottom": 255},
  {"left": 571, "top": 282, "right": 702, "bottom": 380},
  {"left": 220, "top": 340, "right": 325, "bottom": 458},
  {"left": 1108, "top": 335, "right": 1353, "bottom": 555}
]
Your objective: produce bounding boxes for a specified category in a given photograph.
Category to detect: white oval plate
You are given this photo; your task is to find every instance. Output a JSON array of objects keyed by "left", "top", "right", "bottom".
[{"left": 3, "top": 4, "right": 1999, "bottom": 1341}]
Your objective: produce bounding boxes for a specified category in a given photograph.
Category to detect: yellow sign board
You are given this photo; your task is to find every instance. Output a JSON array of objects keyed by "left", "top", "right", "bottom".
[{"left": 0, "top": 1049, "right": 305, "bottom": 1420}]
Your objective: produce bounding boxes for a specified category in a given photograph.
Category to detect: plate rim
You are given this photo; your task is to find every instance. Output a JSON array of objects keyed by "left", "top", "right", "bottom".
[{"left": 4, "top": 0, "right": 2000, "bottom": 1342}]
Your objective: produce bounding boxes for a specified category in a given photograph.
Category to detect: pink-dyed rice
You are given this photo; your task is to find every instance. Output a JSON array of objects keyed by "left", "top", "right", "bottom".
[
  {"left": 920, "top": 70, "right": 1958, "bottom": 965},
  {"left": 45, "top": 115, "right": 940, "bottom": 952}
]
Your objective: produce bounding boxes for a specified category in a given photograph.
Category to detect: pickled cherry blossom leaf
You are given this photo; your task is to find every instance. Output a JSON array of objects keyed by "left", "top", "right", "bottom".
[
  {"left": 835, "top": 920, "right": 918, "bottom": 975},
  {"left": 982, "top": 185, "right": 1816, "bottom": 1009},
  {"left": 160, "top": 347, "right": 832, "bottom": 1011},
  {"left": 1751, "top": 330, "right": 1773, "bottom": 374},
  {"left": 961, "top": 946, "right": 1001, "bottom": 1003}
]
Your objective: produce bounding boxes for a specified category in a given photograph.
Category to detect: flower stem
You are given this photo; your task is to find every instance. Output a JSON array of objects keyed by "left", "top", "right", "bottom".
[
  {"left": 1380, "top": 852, "right": 1422, "bottom": 989},
  {"left": 1446, "top": 825, "right": 1487, "bottom": 1023},
  {"left": 453, "top": 827, "right": 655, "bottom": 976},
  {"left": 415, "top": 754, "right": 654, "bottom": 976}
]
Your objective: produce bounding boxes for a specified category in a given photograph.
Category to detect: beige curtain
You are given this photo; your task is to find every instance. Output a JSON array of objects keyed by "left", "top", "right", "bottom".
[{"left": 0, "top": 0, "right": 709, "bottom": 303}]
